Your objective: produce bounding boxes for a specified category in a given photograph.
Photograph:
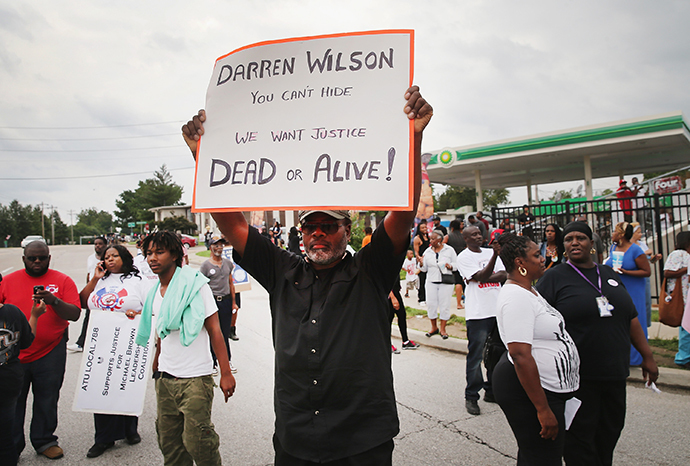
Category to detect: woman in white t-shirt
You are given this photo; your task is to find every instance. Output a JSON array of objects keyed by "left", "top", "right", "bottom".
[
  {"left": 79, "top": 245, "right": 152, "bottom": 458},
  {"left": 493, "top": 233, "right": 580, "bottom": 465}
]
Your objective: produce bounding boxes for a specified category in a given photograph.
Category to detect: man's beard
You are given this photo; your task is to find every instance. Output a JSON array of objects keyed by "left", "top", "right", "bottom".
[{"left": 306, "top": 234, "right": 348, "bottom": 266}]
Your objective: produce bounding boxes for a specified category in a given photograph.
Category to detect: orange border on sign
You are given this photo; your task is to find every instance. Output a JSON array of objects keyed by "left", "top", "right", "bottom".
[{"left": 192, "top": 29, "right": 415, "bottom": 213}]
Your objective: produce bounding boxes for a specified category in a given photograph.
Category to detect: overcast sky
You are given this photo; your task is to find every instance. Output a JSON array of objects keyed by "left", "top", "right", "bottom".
[{"left": 2, "top": 0, "right": 689, "bottom": 224}]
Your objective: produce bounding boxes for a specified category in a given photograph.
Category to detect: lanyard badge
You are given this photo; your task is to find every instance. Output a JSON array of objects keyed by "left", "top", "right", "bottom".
[
  {"left": 567, "top": 261, "right": 615, "bottom": 318},
  {"left": 596, "top": 296, "right": 613, "bottom": 317}
]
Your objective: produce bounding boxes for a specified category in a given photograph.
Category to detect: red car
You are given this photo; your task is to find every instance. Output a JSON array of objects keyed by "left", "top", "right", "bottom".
[{"left": 180, "top": 234, "right": 197, "bottom": 248}]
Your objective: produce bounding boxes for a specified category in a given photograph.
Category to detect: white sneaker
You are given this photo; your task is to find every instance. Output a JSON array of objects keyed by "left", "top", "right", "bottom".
[
  {"left": 67, "top": 344, "right": 83, "bottom": 352},
  {"left": 230, "top": 362, "right": 237, "bottom": 374}
]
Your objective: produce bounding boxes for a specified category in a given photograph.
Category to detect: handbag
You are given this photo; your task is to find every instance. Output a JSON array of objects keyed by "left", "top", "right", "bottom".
[
  {"left": 483, "top": 321, "right": 505, "bottom": 371},
  {"left": 659, "top": 277, "right": 684, "bottom": 327},
  {"left": 439, "top": 272, "right": 455, "bottom": 285},
  {"left": 436, "top": 264, "right": 455, "bottom": 285},
  {"left": 435, "top": 252, "right": 455, "bottom": 284}
]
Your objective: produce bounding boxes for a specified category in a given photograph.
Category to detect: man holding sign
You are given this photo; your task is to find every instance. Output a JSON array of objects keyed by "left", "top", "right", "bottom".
[{"left": 183, "top": 85, "right": 431, "bottom": 464}]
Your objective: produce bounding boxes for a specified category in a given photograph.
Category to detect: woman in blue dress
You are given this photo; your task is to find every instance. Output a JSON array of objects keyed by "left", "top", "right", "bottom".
[{"left": 605, "top": 222, "right": 651, "bottom": 365}]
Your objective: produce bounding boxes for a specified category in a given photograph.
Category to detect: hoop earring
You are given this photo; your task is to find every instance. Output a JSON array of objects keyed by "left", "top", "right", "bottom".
[
  {"left": 518, "top": 266, "right": 528, "bottom": 277},
  {"left": 563, "top": 251, "right": 568, "bottom": 259}
]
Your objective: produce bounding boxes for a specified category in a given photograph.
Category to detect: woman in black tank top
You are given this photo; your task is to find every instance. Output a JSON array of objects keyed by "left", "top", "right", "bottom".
[{"left": 414, "top": 222, "right": 430, "bottom": 304}]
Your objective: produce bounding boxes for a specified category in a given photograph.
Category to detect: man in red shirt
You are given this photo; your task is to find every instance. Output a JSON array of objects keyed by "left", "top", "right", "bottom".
[
  {"left": 0, "top": 241, "right": 81, "bottom": 460},
  {"left": 616, "top": 179, "right": 638, "bottom": 223}
]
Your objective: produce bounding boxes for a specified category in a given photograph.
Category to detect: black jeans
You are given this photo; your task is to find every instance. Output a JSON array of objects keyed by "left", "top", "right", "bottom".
[
  {"left": 389, "top": 286, "right": 408, "bottom": 342},
  {"left": 0, "top": 394, "right": 19, "bottom": 466},
  {"left": 417, "top": 271, "right": 427, "bottom": 302},
  {"left": 493, "top": 353, "right": 571, "bottom": 465},
  {"left": 76, "top": 307, "right": 90, "bottom": 348},
  {"left": 94, "top": 414, "right": 138, "bottom": 443},
  {"left": 465, "top": 317, "right": 495, "bottom": 400},
  {"left": 210, "top": 296, "right": 232, "bottom": 365},
  {"left": 564, "top": 379, "right": 626, "bottom": 466},
  {"left": 13, "top": 336, "right": 66, "bottom": 454}
]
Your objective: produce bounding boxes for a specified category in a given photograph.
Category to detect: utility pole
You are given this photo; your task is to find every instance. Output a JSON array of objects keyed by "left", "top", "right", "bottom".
[
  {"left": 38, "top": 202, "right": 46, "bottom": 239},
  {"left": 48, "top": 205, "right": 56, "bottom": 245},
  {"left": 67, "top": 209, "right": 76, "bottom": 245}
]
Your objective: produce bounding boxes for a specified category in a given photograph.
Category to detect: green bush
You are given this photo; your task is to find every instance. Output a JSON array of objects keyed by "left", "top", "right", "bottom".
[{"left": 349, "top": 215, "right": 365, "bottom": 251}]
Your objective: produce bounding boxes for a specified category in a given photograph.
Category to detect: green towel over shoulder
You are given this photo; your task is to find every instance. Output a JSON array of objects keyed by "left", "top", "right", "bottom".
[{"left": 136, "top": 266, "right": 210, "bottom": 347}]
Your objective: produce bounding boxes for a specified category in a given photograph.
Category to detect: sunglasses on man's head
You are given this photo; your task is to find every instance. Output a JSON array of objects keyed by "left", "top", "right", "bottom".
[
  {"left": 301, "top": 222, "right": 342, "bottom": 235},
  {"left": 26, "top": 255, "right": 49, "bottom": 262}
]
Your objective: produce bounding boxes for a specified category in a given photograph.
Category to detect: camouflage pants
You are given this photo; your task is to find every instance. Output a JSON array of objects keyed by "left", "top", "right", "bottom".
[{"left": 155, "top": 375, "right": 221, "bottom": 465}]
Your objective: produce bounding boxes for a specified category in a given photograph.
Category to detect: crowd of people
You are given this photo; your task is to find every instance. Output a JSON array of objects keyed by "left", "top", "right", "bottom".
[
  {"left": 398, "top": 212, "right": 679, "bottom": 465},
  {"left": 0, "top": 81, "right": 686, "bottom": 466},
  {"left": 0, "top": 228, "right": 245, "bottom": 464}
]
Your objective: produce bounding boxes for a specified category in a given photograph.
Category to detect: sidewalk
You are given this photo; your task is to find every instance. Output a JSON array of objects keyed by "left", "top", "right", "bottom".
[{"left": 397, "top": 284, "right": 690, "bottom": 392}]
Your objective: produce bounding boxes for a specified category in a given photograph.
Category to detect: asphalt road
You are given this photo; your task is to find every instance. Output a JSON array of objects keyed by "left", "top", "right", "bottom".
[{"left": 1, "top": 245, "right": 689, "bottom": 465}]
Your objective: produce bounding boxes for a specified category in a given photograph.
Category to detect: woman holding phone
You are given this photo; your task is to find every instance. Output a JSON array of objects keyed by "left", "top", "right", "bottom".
[{"left": 79, "top": 244, "right": 152, "bottom": 458}]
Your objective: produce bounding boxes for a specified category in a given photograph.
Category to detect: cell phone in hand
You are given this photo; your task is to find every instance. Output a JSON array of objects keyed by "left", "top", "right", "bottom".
[{"left": 34, "top": 285, "right": 44, "bottom": 294}]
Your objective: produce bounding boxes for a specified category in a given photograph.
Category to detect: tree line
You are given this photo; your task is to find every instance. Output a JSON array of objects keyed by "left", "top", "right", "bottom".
[
  {"left": 1, "top": 165, "right": 195, "bottom": 247},
  {"left": 0, "top": 202, "right": 114, "bottom": 247},
  {"left": 434, "top": 186, "right": 510, "bottom": 212}
]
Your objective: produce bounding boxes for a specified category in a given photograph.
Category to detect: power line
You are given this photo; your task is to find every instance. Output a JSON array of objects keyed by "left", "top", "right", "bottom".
[
  {"left": 0, "top": 145, "right": 180, "bottom": 153},
  {"left": 3, "top": 153, "right": 181, "bottom": 162},
  {"left": 0, "top": 120, "right": 185, "bottom": 130},
  {"left": 0, "top": 133, "right": 179, "bottom": 141},
  {"left": 0, "top": 166, "right": 194, "bottom": 181}
]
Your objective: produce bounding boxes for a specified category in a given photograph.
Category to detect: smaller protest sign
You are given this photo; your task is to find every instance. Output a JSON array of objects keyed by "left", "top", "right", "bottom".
[
  {"left": 223, "top": 246, "right": 252, "bottom": 292},
  {"left": 72, "top": 310, "right": 152, "bottom": 416}
]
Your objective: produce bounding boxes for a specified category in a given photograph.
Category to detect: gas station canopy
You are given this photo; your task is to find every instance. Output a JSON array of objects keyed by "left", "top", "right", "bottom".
[{"left": 426, "top": 111, "right": 690, "bottom": 206}]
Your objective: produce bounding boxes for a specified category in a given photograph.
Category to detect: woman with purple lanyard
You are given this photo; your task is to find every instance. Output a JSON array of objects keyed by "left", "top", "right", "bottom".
[{"left": 536, "top": 221, "right": 658, "bottom": 466}]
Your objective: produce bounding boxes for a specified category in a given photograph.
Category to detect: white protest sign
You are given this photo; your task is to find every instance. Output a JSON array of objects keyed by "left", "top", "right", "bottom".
[
  {"left": 72, "top": 310, "right": 152, "bottom": 416},
  {"left": 193, "top": 30, "right": 414, "bottom": 212}
]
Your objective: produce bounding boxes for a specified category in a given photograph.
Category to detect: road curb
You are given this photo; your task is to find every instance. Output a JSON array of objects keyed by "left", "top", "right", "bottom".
[
  {"left": 392, "top": 324, "right": 468, "bottom": 354},
  {"left": 392, "top": 324, "right": 690, "bottom": 392}
]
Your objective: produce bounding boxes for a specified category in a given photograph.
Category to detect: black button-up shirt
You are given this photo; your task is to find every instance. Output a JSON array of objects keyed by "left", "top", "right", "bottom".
[{"left": 234, "top": 223, "right": 405, "bottom": 462}]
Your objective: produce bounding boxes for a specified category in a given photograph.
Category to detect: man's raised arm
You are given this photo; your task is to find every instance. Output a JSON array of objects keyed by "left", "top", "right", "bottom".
[
  {"left": 383, "top": 86, "right": 433, "bottom": 255},
  {"left": 182, "top": 110, "right": 249, "bottom": 256}
]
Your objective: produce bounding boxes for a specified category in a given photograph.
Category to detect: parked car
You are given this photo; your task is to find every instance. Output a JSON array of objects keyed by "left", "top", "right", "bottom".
[
  {"left": 180, "top": 234, "right": 197, "bottom": 248},
  {"left": 21, "top": 235, "right": 47, "bottom": 248}
]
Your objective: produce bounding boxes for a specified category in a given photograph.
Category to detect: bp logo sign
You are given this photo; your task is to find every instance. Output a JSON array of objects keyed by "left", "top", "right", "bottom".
[{"left": 438, "top": 149, "right": 455, "bottom": 168}]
